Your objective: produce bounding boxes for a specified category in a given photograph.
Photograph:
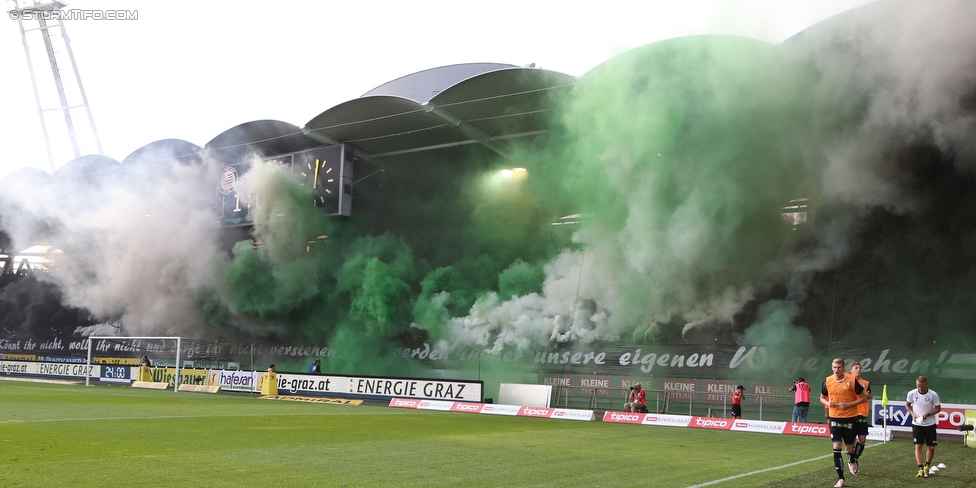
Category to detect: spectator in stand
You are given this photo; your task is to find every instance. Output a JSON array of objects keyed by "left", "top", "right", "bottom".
[
  {"left": 624, "top": 384, "right": 647, "bottom": 413},
  {"left": 267, "top": 364, "right": 276, "bottom": 373},
  {"left": 731, "top": 385, "right": 745, "bottom": 420},
  {"left": 309, "top": 359, "right": 322, "bottom": 374},
  {"left": 140, "top": 355, "right": 152, "bottom": 367},
  {"left": 790, "top": 377, "right": 811, "bottom": 423}
]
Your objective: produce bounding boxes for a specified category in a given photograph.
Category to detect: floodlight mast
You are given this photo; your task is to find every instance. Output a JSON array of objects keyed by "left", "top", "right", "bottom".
[
  {"left": 85, "top": 336, "right": 183, "bottom": 392},
  {"left": 8, "top": 0, "right": 103, "bottom": 169}
]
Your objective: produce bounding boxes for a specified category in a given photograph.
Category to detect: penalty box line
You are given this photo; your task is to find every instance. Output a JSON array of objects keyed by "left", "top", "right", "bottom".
[{"left": 687, "top": 443, "right": 883, "bottom": 488}]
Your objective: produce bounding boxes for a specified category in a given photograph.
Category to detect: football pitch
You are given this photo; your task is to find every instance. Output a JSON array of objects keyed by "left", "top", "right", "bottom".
[{"left": 1, "top": 379, "right": 973, "bottom": 487}]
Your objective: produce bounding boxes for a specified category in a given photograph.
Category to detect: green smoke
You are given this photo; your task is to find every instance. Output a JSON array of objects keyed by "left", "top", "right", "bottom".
[
  {"left": 741, "top": 299, "right": 814, "bottom": 363},
  {"left": 337, "top": 233, "right": 419, "bottom": 340},
  {"left": 209, "top": 37, "right": 844, "bottom": 369},
  {"left": 204, "top": 18, "right": 976, "bottom": 376},
  {"left": 490, "top": 36, "right": 832, "bottom": 347},
  {"left": 210, "top": 163, "right": 339, "bottom": 337}
]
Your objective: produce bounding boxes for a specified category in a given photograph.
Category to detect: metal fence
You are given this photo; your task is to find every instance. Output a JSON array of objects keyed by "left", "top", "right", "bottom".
[{"left": 553, "top": 386, "right": 811, "bottom": 422}]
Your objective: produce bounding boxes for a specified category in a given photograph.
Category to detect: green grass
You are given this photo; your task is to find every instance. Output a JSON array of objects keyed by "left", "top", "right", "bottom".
[{"left": 1, "top": 378, "right": 974, "bottom": 487}]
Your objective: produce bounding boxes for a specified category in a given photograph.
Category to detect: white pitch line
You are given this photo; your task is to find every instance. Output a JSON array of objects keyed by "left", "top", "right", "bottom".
[
  {"left": 687, "top": 443, "right": 882, "bottom": 488},
  {"left": 0, "top": 376, "right": 81, "bottom": 385},
  {"left": 0, "top": 412, "right": 315, "bottom": 425}
]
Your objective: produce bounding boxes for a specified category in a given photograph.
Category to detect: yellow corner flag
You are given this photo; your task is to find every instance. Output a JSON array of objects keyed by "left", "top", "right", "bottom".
[{"left": 882, "top": 384, "right": 889, "bottom": 406}]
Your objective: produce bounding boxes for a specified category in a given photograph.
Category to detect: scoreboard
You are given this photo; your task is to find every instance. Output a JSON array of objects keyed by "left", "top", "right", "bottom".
[
  {"left": 100, "top": 364, "right": 131, "bottom": 383},
  {"left": 215, "top": 144, "right": 353, "bottom": 225}
]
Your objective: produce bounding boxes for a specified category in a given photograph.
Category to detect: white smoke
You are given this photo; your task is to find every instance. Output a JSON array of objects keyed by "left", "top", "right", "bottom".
[
  {"left": 821, "top": 0, "right": 976, "bottom": 211},
  {"left": 1, "top": 153, "right": 227, "bottom": 335}
]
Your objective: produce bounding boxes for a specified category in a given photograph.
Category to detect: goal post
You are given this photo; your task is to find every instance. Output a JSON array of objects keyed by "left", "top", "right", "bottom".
[{"left": 85, "top": 336, "right": 183, "bottom": 392}]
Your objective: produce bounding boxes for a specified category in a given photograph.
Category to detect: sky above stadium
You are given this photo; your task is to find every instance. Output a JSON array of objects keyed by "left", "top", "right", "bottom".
[{"left": 0, "top": 0, "right": 873, "bottom": 178}]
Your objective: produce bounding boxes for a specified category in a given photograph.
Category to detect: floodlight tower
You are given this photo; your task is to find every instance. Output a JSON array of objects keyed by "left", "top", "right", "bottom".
[{"left": 8, "top": 0, "right": 102, "bottom": 171}]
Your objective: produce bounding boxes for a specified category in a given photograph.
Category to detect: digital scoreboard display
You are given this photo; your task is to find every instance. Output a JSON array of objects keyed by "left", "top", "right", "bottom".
[{"left": 100, "top": 365, "right": 131, "bottom": 382}]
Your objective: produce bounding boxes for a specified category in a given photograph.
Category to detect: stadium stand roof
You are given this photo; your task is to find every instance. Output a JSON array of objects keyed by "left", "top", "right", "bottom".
[
  {"left": 6, "top": 0, "right": 899, "bottom": 182},
  {"left": 52, "top": 154, "right": 120, "bottom": 182},
  {"left": 362, "top": 63, "right": 518, "bottom": 102},
  {"left": 0, "top": 167, "right": 51, "bottom": 188},
  {"left": 205, "top": 120, "right": 323, "bottom": 163},
  {"left": 303, "top": 64, "right": 577, "bottom": 161},
  {"left": 782, "top": 0, "right": 905, "bottom": 47},
  {"left": 122, "top": 139, "right": 204, "bottom": 166}
]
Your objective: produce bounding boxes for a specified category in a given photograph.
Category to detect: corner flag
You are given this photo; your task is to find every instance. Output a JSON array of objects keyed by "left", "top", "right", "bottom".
[{"left": 880, "top": 384, "right": 891, "bottom": 443}]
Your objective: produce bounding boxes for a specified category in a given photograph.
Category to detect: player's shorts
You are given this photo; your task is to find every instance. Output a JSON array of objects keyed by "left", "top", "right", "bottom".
[
  {"left": 854, "top": 416, "right": 870, "bottom": 436},
  {"left": 912, "top": 424, "right": 938, "bottom": 446},
  {"left": 829, "top": 418, "right": 857, "bottom": 445},
  {"left": 732, "top": 404, "right": 742, "bottom": 417}
]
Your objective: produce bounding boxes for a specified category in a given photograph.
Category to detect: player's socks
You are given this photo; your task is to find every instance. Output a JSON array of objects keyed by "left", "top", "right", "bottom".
[
  {"left": 834, "top": 449, "right": 844, "bottom": 479},
  {"left": 848, "top": 454, "right": 859, "bottom": 475},
  {"left": 853, "top": 441, "right": 864, "bottom": 460}
]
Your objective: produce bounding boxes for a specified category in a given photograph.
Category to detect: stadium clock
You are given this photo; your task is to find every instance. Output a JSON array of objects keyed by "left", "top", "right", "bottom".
[{"left": 294, "top": 145, "right": 352, "bottom": 216}]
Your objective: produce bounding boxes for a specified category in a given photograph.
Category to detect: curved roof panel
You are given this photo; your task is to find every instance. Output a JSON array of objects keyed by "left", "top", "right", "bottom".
[
  {"left": 205, "top": 119, "right": 323, "bottom": 163},
  {"left": 783, "top": 0, "right": 902, "bottom": 47},
  {"left": 52, "top": 154, "right": 121, "bottom": 181},
  {"left": 305, "top": 67, "right": 576, "bottom": 160},
  {"left": 427, "top": 68, "right": 576, "bottom": 140},
  {"left": 362, "top": 63, "right": 517, "bottom": 103},
  {"left": 0, "top": 168, "right": 53, "bottom": 205},
  {"left": 0, "top": 167, "right": 52, "bottom": 189},
  {"left": 122, "top": 139, "right": 203, "bottom": 166},
  {"left": 582, "top": 35, "right": 776, "bottom": 81},
  {"left": 304, "top": 96, "right": 463, "bottom": 156}
]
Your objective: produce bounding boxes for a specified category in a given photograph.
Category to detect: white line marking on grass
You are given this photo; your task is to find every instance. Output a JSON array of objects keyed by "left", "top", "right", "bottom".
[
  {"left": 0, "top": 376, "right": 81, "bottom": 385},
  {"left": 0, "top": 412, "right": 316, "bottom": 425},
  {"left": 686, "top": 453, "right": 832, "bottom": 487},
  {"left": 687, "top": 443, "right": 882, "bottom": 488}
]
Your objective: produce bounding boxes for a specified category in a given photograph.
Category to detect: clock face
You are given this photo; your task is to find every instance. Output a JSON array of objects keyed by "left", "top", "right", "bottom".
[{"left": 294, "top": 145, "right": 345, "bottom": 214}]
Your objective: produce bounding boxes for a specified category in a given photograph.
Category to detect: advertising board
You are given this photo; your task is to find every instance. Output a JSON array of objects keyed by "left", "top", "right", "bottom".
[
  {"left": 873, "top": 400, "right": 976, "bottom": 435},
  {"left": 273, "top": 373, "right": 482, "bottom": 402}
]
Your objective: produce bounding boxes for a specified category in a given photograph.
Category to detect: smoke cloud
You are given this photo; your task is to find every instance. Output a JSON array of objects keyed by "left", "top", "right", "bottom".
[
  {"left": 422, "top": 1, "right": 976, "bottom": 360},
  {"left": 0, "top": 153, "right": 226, "bottom": 339},
  {"left": 1, "top": 0, "right": 974, "bottom": 375}
]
